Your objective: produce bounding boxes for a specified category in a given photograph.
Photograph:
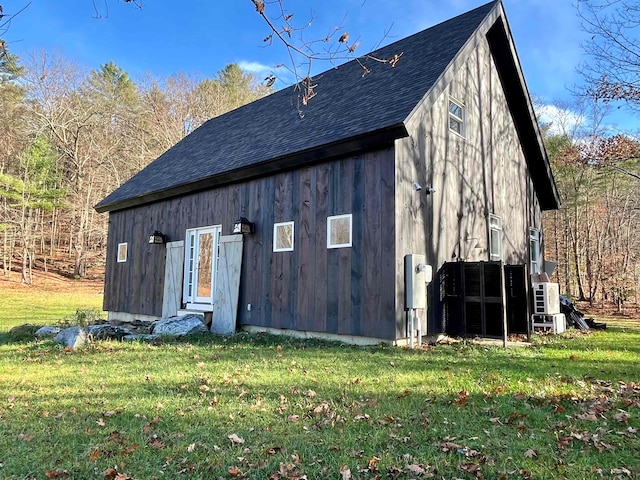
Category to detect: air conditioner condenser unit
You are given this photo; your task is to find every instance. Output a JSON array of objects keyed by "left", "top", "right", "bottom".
[{"left": 533, "top": 282, "right": 560, "bottom": 315}]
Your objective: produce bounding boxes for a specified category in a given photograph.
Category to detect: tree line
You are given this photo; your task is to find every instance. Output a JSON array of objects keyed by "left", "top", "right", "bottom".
[
  {"left": 541, "top": 101, "right": 639, "bottom": 310},
  {"left": 0, "top": 51, "right": 270, "bottom": 282}
]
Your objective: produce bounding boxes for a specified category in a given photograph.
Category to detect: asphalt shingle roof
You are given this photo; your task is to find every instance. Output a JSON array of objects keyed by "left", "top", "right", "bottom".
[{"left": 96, "top": 1, "right": 498, "bottom": 212}]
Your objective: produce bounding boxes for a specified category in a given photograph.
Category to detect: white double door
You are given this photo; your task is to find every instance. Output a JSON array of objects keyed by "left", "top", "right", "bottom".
[{"left": 183, "top": 225, "right": 222, "bottom": 306}]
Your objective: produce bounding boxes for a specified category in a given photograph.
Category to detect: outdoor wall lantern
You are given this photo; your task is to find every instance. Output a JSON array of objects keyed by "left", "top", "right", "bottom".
[
  {"left": 148, "top": 231, "right": 166, "bottom": 244},
  {"left": 233, "top": 217, "right": 255, "bottom": 235}
]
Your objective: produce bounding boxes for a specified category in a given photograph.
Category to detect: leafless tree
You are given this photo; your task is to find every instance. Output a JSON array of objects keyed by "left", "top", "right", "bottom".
[{"left": 577, "top": 0, "right": 640, "bottom": 109}]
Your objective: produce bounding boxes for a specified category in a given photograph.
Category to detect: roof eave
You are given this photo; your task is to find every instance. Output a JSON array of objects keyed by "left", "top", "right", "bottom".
[
  {"left": 486, "top": 4, "right": 561, "bottom": 210},
  {"left": 95, "top": 123, "right": 408, "bottom": 213}
]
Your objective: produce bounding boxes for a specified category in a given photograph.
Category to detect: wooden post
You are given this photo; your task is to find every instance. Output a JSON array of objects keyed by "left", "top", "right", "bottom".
[{"left": 501, "top": 261, "right": 508, "bottom": 348}]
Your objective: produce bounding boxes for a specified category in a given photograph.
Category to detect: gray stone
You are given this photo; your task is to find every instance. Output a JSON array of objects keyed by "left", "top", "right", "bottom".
[
  {"left": 151, "top": 314, "right": 209, "bottom": 336},
  {"left": 122, "top": 334, "right": 161, "bottom": 342},
  {"left": 87, "top": 324, "right": 134, "bottom": 340},
  {"left": 54, "top": 326, "right": 88, "bottom": 349},
  {"left": 8, "top": 324, "right": 39, "bottom": 341},
  {"left": 34, "top": 326, "right": 62, "bottom": 338},
  {"left": 109, "top": 318, "right": 154, "bottom": 334}
]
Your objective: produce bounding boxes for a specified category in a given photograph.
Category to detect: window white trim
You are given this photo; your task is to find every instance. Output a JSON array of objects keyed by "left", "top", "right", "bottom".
[
  {"left": 488, "top": 214, "right": 502, "bottom": 261},
  {"left": 327, "top": 214, "right": 353, "bottom": 249},
  {"left": 529, "top": 227, "right": 541, "bottom": 274},
  {"left": 448, "top": 97, "right": 466, "bottom": 137},
  {"left": 273, "top": 221, "right": 295, "bottom": 252},
  {"left": 117, "top": 243, "right": 127, "bottom": 263}
]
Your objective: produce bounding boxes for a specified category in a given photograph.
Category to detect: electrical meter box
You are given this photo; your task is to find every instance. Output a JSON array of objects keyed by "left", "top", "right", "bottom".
[{"left": 404, "top": 254, "right": 432, "bottom": 310}]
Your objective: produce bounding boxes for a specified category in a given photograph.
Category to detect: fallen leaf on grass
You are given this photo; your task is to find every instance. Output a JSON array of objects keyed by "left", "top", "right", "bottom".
[
  {"left": 287, "top": 415, "right": 300, "bottom": 422},
  {"left": 44, "top": 470, "right": 69, "bottom": 478},
  {"left": 407, "top": 464, "right": 425, "bottom": 475},
  {"left": 440, "top": 441, "right": 462, "bottom": 453},
  {"left": 18, "top": 433, "right": 34, "bottom": 442},
  {"left": 266, "top": 446, "right": 283, "bottom": 455},
  {"left": 104, "top": 469, "right": 132, "bottom": 480},
  {"left": 578, "top": 412, "right": 599, "bottom": 421},
  {"left": 96, "top": 418, "right": 106, "bottom": 427},
  {"left": 523, "top": 449, "right": 537, "bottom": 458},
  {"left": 340, "top": 465, "right": 351, "bottom": 479},
  {"left": 610, "top": 467, "right": 632, "bottom": 477},
  {"left": 121, "top": 443, "right": 139, "bottom": 455},
  {"left": 557, "top": 436, "right": 572, "bottom": 449},
  {"left": 455, "top": 390, "right": 469, "bottom": 406},
  {"left": 104, "top": 469, "right": 118, "bottom": 479},
  {"left": 613, "top": 411, "right": 630, "bottom": 423},
  {"left": 367, "top": 456, "right": 380, "bottom": 471},
  {"left": 228, "top": 465, "right": 244, "bottom": 477},
  {"left": 461, "top": 462, "right": 481, "bottom": 474},
  {"left": 229, "top": 433, "right": 245, "bottom": 444},
  {"left": 148, "top": 438, "right": 165, "bottom": 449}
]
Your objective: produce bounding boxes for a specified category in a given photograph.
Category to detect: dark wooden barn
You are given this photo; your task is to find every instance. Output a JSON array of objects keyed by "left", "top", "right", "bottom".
[{"left": 95, "top": 0, "right": 559, "bottom": 344}]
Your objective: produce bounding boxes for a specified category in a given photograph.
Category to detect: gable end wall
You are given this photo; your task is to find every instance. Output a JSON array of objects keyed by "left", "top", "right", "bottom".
[{"left": 395, "top": 24, "right": 542, "bottom": 334}]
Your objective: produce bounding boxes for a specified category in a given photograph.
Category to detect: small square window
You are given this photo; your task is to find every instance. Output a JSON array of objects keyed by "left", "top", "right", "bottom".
[
  {"left": 449, "top": 98, "right": 465, "bottom": 137},
  {"left": 327, "top": 214, "right": 352, "bottom": 249},
  {"left": 273, "top": 221, "right": 294, "bottom": 252},
  {"left": 117, "top": 243, "right": 128, "bottom": 263},
  {"left": 488, "top": 214, "right": 502, "bottom": 261}
]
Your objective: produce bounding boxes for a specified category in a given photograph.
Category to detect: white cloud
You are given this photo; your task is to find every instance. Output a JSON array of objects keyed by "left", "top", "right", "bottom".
[
  {"left": 537, "top": 104, "right": 585, "bottom": 136},
  {"left": 237, "top": 61, "right": 274, "bottom": 76}
]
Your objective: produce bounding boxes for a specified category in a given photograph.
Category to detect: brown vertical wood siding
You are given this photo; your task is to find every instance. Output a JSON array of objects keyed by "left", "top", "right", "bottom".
[{"left": 103, "top": 147, "right": 398, "bottom": 340}]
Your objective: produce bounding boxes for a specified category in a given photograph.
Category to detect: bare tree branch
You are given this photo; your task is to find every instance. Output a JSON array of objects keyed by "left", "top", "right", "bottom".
[
  {"left": 250, "top": 0, "right": 400, "bottom": 105},
  {"left": 577, "top": 0, "right": 640, "bottom": 109}
]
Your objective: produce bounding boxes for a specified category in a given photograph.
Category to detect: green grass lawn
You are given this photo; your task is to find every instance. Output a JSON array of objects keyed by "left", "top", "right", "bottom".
[
  {"left": 0, "top": 284, "right": 103, "bottom": 332},
  {"left": 0, "top": 294, "right": 638, "bottom": 479}
]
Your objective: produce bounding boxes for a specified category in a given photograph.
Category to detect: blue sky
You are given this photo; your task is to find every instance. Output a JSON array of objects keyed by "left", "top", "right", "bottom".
[{"left": 4, "top": 0, "right": 636, "bottom": 132}]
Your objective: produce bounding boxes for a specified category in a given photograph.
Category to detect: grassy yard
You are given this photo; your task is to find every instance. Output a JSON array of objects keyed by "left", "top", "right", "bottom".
[
  {"left": 0, "top": 290, "right": 639, "bottom": 479},
  {"left": 0, "top": 276, "right": 103, "bottom": 332}
]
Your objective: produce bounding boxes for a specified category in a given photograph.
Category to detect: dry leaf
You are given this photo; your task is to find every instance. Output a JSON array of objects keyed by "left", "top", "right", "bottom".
[
  {"left": 228, "top": 465, "right": 243, "bottom": 477},
  {"left": 252, "top": 0, "right": 265, "bottom": 14},
  {"left": 613, "top": 411, "right": 630, "bottom": 423},
  {"left": 579, "top": 412, "right": 599, "bottom": 421},
  {"left": 44, "top": 470, "right": 69, "bottom": 479},
  {"left": 287, "top": 415, "right": 300, "bottom": 422},
  {"left": 104, "top": 468, "right": 118, "bottom": 479},
  {"left": 523, "top": 449, "right": 537, "bottom": 458},
  {"left": 610, "top": 467, "right": 632, "bottom": 476},
  {"left": 120, "top": 443, "right": 139, "bottom": 455},
  {"left": 96, "top": 418, "right": 106, "bottom": 427},
  {"left": 407, "top": 464, "right": 425, "bottom": 475},
  {"left": 340, "top": 465, "right": 352, "bottom": 479},
  {"left": 187, "top": 443, "right": 196, "bottom": 452},
  {"left": 339, "top": 32, "right": 349, "bottom": 43},
  {"left": 229, "top": 433, "right": 245, "bottom": 444},
  {"left": 89, "top": 449, "right": 101, "bottom": 461},
  {"left": 149, "top": 438, "right": 165, "bottom": 449}
]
